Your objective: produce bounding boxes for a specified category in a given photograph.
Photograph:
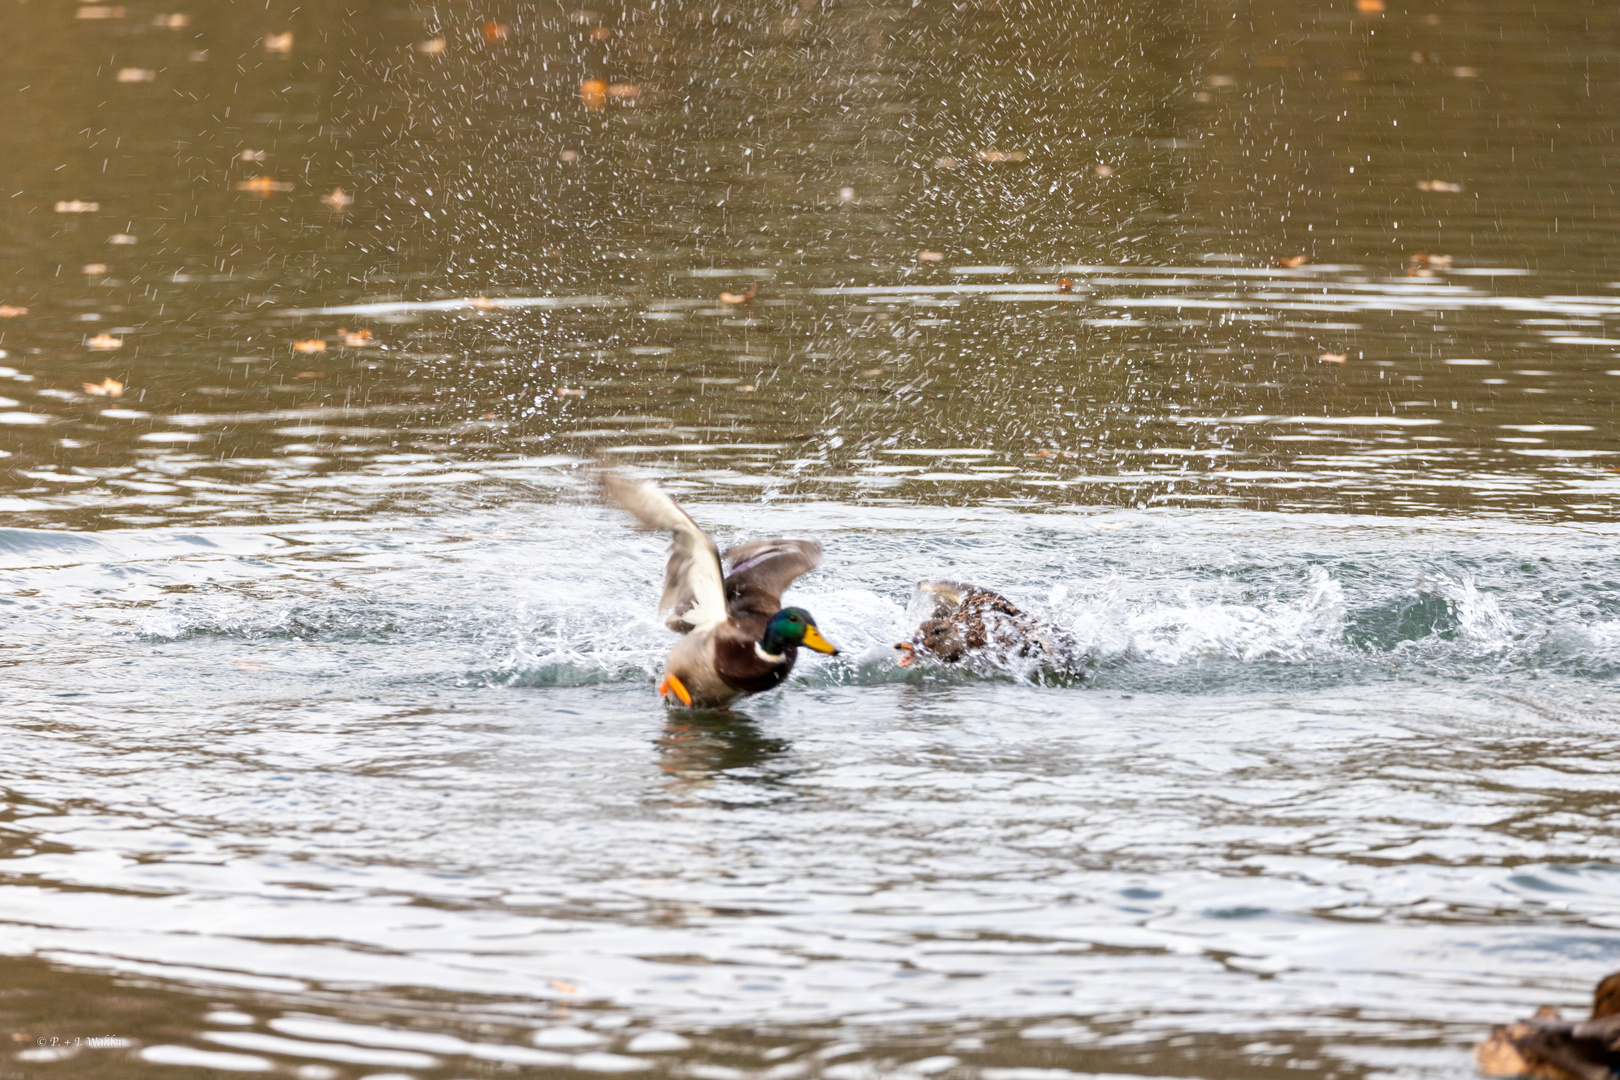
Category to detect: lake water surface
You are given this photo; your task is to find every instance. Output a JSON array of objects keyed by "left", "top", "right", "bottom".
[{"left": 2, "top": 1, "right": 1620, "bottom": 1078}]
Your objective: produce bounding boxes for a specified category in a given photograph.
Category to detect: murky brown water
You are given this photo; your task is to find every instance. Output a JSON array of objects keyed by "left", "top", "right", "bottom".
[
  {"left": 0, "top": 0, "right": 1618, "bottom": 526},
  {"left": 2, "top": 1, "right": 1620, "bottom": 1078}
]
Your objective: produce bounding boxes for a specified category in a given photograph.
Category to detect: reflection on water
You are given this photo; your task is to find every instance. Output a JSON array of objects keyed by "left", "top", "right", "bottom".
[
  {"left": 0, "top": 0, "right": 1618, "bottom": 1078},
  {"left": 657, "top": 711, "right": 794, "bottom": 798}
]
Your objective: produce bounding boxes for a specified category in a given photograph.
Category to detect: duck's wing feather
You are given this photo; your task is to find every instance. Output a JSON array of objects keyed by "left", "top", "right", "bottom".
[
  {"left": 1520, "top": 1020, "right": 1620, "bottom": 1080},
  {"left": 599, "top": 471, "right": 727, "bottom": 633},
  {"left": 722, "top": 539, "right": 822, "bottom": 620},
  {"left": 916, "top": 580, "right": 975, "bottom": 615}
]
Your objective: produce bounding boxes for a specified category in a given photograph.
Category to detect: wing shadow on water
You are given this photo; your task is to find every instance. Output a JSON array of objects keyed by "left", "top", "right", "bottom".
[{"left": 654, "top": 710, "right": 795, "bottom": 799}]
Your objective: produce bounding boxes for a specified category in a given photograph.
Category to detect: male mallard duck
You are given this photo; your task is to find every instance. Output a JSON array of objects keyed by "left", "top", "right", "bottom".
[
  {"left": 895, "top": 581, "right": 1087, "bottom": 677},
  {"left": 1476, "top": 972, "right": 1620, "bottom": 1080},
  {"left": 599, "top": 471, "right": 837, "bottom": 708}
]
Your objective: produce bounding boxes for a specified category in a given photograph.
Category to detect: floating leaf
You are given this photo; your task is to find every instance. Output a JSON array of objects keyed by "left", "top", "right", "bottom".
[
  {"left": 933, "top": 157, "right": 961, "bottom": 169},
  {"left": 237, "top": 149, "right": 266, "bottom": 162},
  {"left": 483, "top": 21, "right": 509, "bottom": 41},
  {"left": 558, "top": 150, "right": 581, "bottom": 164},
  {"left": 549, "top": 979, "right": 578, "bottom": 994},
  {"left": 116, "top": 68, "right": 156, "bottom": 82},
  {"left": 1057, "top": 278, "right": 1075, "bottom": 293},
  {"left": 83, "top": 378, "right": 124, "bottom": 396},
  {"left": 1319, "top": 352, "right": 1348, "bottom": 363},
  {"left": 1273, "top": 254, "right": 1309, "bottom": 268},
  {"left": 917, "top": 250, "right": 944, "bottom": 262},
  {"left": 263, "top": 32, "right": 293, "bottom": 54},
  {"left": 107, "top": 233, "right": 137, "bottom": 244},
  {"left": 589, "top": 26, "right": 612, "bottom": 40},
  {"left": 555, "top": 387, "right": 586, "bottom": 398},
  {"left": 718, "top": 284, "right": 757, "bottom": 305},
  {"left": 82, "top": 263, "right": 109, "bottom": 276},
  {"left": 1025, "top": 449, "right": 1076, "bottom": 458},
  {"left": 580, "top": 78, "right": 607, "bottom": 110},
  {"left": 838, "top": 186, "right": 856, "bottom": 202},
  {"left": 55, "top": 200, "right": 99, "bottom": 213},
  {"left": 153, "top": 12, "right": 189, "bottom": 27},
  {"left": 0, "top": 305, "right": 27, "bottom": 317},
  {"left": 418, "top": 37, "right": 446, "bottom": 55},
  {"left": 87, "top": 333, "right": 123, "bottom": 350},
  {"left": 1417, "top": 180, "right": 1462, "bottom": 192},
  {"left": 321, "top": 187, "right": 354, "bottom": 211},
  {"left": 464, "top": 297, "right": 507, "bottom": 312},
  {"left": 235, "top": 177, "right": 294, "bottom": 195},
  {"left": 1406, "top": 252, "right": 1452, "bottom": 276},
  {"left": 336, "top": 328, "right": 374, "bottom": 347},
  {"left": 292, "top": 339, "right": 327, "bottom": 354},
  {"left": 1094, "top": 164, "right": 1114, "bottom": 177},
  {"left": 607, "top": 83, "right": 640, "bottom": 102},
  {"left": 975, "top": 149, "right": 1028, "bottom": 163},
  {"left": 294, "top": 371, "right": 323, "bottom": 379},
  {"left": 1451, "top": 66, "right": 1480, "bottom": 78},
  {"left": 1355, "top": 0, "right": 1384, "bottom": 13},
  {"left": 75, "top": 5, "right": 125, "bottom": 18}
]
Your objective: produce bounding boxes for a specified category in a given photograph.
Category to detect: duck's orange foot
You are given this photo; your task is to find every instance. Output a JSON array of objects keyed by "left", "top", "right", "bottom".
[{"left": 657, "top": 673, "right": 692, "bottom": 706}]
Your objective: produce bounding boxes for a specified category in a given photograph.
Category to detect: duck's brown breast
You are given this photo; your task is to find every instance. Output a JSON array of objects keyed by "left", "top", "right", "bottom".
[{"left": 713, "top": 632, "right": 797, "bottom": 693}]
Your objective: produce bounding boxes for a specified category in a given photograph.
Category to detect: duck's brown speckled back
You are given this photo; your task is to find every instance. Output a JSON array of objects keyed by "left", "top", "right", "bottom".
[{"left": 899, "top": 582, "right": 1090, "bottom": 678}]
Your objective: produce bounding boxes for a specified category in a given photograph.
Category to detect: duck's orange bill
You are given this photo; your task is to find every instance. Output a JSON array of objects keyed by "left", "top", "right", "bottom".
[
  {"left": 895, "top": 642, "right": 917, "bottom": 668},
  {"left": 802, "top": 625, "right": 838, "bottom": 655},
  {"left": 658, "top": 673, "right": 692, "bottom": 706}
]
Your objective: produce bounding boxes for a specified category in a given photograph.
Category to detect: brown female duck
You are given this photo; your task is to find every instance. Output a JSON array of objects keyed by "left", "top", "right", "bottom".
[
  {"left": 895, "top": 580, "right": 1087, "bottom": 677},
  {"left": 1476, "top": 972, "right": 1620, "bottom": 1080}
]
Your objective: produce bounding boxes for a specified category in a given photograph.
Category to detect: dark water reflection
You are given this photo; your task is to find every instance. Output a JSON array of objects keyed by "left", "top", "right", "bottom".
[
  {"left": 656, "top": 710, "right": 795, "bottom": 795},
  {"left": 0, "top": 953, "right": 1411, "bottom": 1080},
  {"left": 2, "top": 2, "right": 1620, "bottom": 1079}
]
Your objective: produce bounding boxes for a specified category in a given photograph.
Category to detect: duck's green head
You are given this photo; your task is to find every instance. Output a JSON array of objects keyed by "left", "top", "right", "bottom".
[{"left": 761, "top": 607, "right": 838, "bottom": 656}]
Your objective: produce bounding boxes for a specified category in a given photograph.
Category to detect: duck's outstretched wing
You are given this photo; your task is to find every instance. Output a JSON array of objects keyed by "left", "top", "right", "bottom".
[
  {"left": 598, "top": 471, "right": 727, "bottom": 633},
  {"left": 722, "top": 539, "right": 822, "bottom": 620}
]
